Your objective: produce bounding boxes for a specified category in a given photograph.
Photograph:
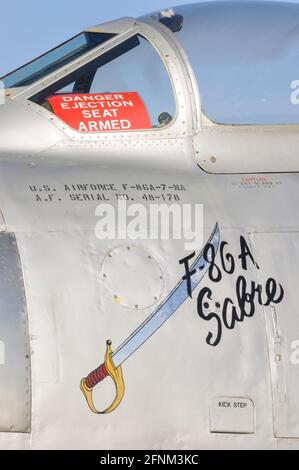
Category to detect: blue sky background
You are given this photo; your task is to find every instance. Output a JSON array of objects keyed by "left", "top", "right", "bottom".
[
  {"left": 1, "top": 0, "right": 298, "bottom": 78},
  {"left": 0, "top": 0, "right": 199, "bottom": 76}
]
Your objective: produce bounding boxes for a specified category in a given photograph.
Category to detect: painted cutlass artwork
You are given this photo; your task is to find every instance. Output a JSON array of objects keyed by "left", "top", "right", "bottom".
[{"left": 80, "top": 223, "right": 220, "bottom": 414}]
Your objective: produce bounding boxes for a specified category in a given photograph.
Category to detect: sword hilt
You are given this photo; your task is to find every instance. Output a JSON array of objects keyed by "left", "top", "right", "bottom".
[
  {"left": 85, "top": 362, "right": 109, "bottom": 388},
  {"left": 80, "top": 340, "right": 125, "bottom": 414}
]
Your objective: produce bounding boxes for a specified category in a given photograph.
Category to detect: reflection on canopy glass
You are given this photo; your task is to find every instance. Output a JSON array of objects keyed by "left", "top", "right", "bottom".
[
  {"left": 142, "top": 1, "right": 299, "bottom": 125},
  {"left": 1, "top": 32, "right": 115, "bottom": 88}
]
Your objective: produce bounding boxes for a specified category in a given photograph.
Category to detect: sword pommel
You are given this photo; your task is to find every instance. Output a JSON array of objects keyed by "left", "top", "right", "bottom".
[{"left": 80, "top": 340, "right": 125, "bottom": 414}]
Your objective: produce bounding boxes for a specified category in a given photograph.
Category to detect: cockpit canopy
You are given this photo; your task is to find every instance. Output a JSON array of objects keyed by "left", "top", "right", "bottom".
[
  {"left": 143, "top": 1, "right": 299, "bottom": 125},
  {"left": 1, "top": 32, "right": 115, "bottom": 88},
  {"left": 2, "top": 1, "right": 299, "bottom": 126}
]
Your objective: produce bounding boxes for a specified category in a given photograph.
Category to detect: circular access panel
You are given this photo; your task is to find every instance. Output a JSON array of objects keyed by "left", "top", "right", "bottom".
[{"left": 101, "top": 245, "right": 164, "bottom": 309}]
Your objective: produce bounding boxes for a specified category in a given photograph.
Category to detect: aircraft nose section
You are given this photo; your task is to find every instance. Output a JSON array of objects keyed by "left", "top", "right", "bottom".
[{"left": 0, "top": 99, "right": 67, "bottom": 158}]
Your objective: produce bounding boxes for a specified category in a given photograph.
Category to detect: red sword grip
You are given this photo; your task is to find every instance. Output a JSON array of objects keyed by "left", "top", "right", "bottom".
[{"left": 85, "top": 362, "right": 109, "bottom": 389}]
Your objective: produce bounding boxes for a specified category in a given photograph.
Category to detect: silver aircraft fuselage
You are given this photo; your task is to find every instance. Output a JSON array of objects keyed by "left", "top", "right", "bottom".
[{"left": 0, "top": 1, "right": 299, "bottom": 450}]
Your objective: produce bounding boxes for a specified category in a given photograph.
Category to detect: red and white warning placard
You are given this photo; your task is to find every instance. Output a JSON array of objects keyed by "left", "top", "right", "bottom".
[{"left": 48, "top": 92, "right": 151, "bottom": 132}]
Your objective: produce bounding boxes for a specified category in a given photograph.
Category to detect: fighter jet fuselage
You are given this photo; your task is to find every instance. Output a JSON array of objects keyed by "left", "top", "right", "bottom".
[{"left": 0, "top": 1, "right": 298, "bottom": 450}]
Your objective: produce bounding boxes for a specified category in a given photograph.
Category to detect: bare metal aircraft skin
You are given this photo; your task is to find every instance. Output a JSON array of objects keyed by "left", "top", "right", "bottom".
[{"left": 0, "top": 0, "right": 298, "bottom": 450}]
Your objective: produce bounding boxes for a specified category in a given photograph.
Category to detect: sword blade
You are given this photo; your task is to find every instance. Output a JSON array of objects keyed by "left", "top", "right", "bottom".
[{"left": 112, "top": 223, "right": 220, "bottom": 367}]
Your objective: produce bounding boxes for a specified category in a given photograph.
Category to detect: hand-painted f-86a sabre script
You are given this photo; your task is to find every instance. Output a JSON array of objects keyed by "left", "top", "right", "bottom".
[{"left": 81, "top": 224, "right": 285, "bottom": 415}]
